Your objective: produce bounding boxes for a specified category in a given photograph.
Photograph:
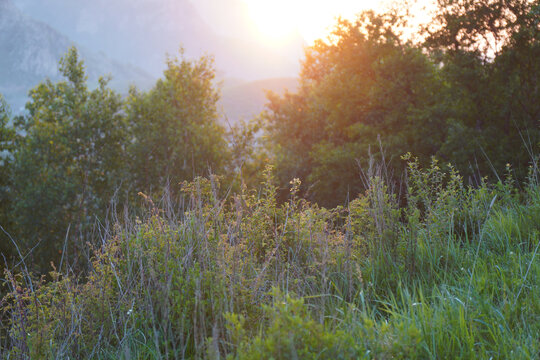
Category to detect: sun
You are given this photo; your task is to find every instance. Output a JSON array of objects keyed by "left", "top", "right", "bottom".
[
  {"left": 243, "top": 0, "right": 382, "bottom": 44},
  {"left": 244, "top": 0, "right": 300, "bottom": 41}
]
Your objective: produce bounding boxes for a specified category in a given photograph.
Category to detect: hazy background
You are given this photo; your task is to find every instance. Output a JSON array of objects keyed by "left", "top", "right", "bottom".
[{"left": 1, "top": 0, "right": 305, "bottom": 120}]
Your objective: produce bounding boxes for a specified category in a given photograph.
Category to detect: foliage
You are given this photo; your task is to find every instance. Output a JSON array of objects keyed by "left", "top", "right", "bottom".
[
  {"left": 126, "top": 51, "right": 228, "bottom": 197},
  {"left": 264, "top": 2, "right": 539, "bottom": 206},
  {"left": 227, "top": 117, "right": 269, "bottom": 191},
  {"left": 0, "top": 2, "right": 539, "bottom": 359},
  {"left": 265, "top": 12, "right": 446, "bottom": 207},
  {"left": 4, "top": 47, "right": 232, "bottom": 272},
  {"left": 226, "top": 288, "right": 361, "bottom": 359},
  {"left": 1, "top": 157, "right": 539, "bottom": 359},
  {"left": 425, "top": 0, "right": 540, "bottom": 181},
  {"left": 0, "top": 94, "right": 17, "bottom": 261},
  {"left": 9, "top": 47, "right": 127, "bottom": 269}
]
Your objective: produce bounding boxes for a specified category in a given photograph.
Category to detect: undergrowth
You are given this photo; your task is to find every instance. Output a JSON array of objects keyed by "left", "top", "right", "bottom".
[{"left": 1, "top": 156, "right": 539, "bottom": 359}]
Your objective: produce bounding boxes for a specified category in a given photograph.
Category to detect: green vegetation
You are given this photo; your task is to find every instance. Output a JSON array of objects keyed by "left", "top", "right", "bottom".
[
  {"left": 126, "top": 53, "right": 227, "bottom": 194},
  {"left": 0, "top": 0, "right": 539, "bottom": 358},
  {"left": 1, "top": 48, "right": 231, "bottom": 271},
  {"left": 10, "top": 48, "right": 128, "bottom": 266},
  {"left": 0, "top": 94, "right": 16, "bottom": 261},
  {"left": 266, "top": 0, "right": 540, "bottom": 206},
  {"left": 2, "top": 160, "right": 539, "bottom": 358}
]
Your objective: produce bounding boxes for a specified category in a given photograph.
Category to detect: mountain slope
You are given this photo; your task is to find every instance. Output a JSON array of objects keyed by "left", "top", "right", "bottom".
[
  {"left": 11, "top": 0, "right": 304, "bottom": 80},
  {"left": 0, "top": 0, "right": 154, "bottom": 112},
  {"left": 220, "top": 77, "right": 298, "bottom": 124}
]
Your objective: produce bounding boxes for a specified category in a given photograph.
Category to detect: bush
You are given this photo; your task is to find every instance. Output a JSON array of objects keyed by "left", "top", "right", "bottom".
[
  {"left": 226, "top": 288, "right": 362, "bottom": 360},
  {"left": 1, "top": 158, "right": 538, "bottom": 359}
]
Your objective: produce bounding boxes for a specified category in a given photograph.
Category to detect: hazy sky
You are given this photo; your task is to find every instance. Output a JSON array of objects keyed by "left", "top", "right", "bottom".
[
  {"left": 191, "top": 0, "right": 253, "bottom": 37},
  {"left": 8, "top": 0, "right": 434, "bottom": 81},
  {"left": 192, "top": 0, "right": 386, "bottom": 44}
]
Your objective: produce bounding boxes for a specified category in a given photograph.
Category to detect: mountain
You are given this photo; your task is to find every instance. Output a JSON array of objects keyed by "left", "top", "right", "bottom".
[
  {"left": 0, "top": 0, "right": 154, "bottom": 112},
  {"left": 219, "top": 77, "right": 298, "bottom": 124},
  {"left": 2, "top": 0, "right": 304, "bottom": 120},
  {"left": 11, "top": 0, "right": 304, "bottom": 80}
]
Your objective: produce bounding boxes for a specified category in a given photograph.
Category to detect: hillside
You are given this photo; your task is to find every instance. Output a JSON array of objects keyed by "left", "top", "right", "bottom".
[
  {"left": 3, "top": 160, "right": 539, "bottom": 358},
  {"left": 219, "top": 77, "right": 298, "bottom": 124},
  {"left": 11, "top": 0, "right": 304, "bottom": 80},
  {"left": 0, "top": 0, "right": 154, "bottom": 112}
]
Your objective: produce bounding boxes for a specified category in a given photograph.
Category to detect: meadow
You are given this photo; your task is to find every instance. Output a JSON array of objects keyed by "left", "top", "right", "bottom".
[{"left": 2, "top": 157, "right": 538, "bottom": 359}]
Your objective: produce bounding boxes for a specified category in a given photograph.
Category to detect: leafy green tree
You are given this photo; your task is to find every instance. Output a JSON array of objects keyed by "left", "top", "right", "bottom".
[
  {"left": 12, "top": 47, "right": 127, "bottom": 268},
  {"left": 126, "top": 52, "right": 228, "bottom": 196},
  {"left": 265, "top": 2, "right": 538, "bottom": 206},
  {"left": 0, "top": 94, "right": 17, "bottom": 260},
  {"left": 425, "top": 0, "right": 540, "bottom": 181},
  {"left": 425, "top": 0, "right": 536, "bottom": 55},
  {"left": 265, "top": 12, "right": 444, "bottom": 207}
]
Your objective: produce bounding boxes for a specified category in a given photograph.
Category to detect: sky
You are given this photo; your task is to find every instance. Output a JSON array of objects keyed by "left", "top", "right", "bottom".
[
  {"left": 7, "top": 0, "right": 435, "bottom": 81},
  {"left": 192, "top": 0, "right": 387, "bottom": 44},
  {"left": 3, "top": 0, "right": 436, "bottom": 113},
  {"left": 244, "top": 0, "right": 384, "bottom": 43}
]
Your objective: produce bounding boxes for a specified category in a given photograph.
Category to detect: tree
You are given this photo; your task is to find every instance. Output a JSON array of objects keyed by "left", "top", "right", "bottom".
[
  {"left": 265, "top": 12, "right": 444, "bottom": 207},
  {"left": 126, "top": 52, "right": 228, "bottom": 196},
  {"left": 0, "top": 94, "right": 17, "bottom": 261},
  {"left": 425, "top": 0, "right": 538, "bottom": 56},
  {"left": 425, "top": 0, "right": 540, "bottom": 181},
  {"left": 12, "top": 47, "right": 127, "bottom": 269},
  {"left": 265, "top": 2, "right": 539, "bottom": 207}
]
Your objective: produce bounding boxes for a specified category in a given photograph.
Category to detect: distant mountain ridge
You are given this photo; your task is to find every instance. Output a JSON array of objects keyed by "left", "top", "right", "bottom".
[
  {"left": 1, "top": 0, "right": 302, "bottom": 121},
  {"left": 11, "top": 0, "right": 304, "bottom": 80},
  {"left": 220, "top": 77, "right": 298, "bottom": 124},
  {"left": 0, "top": 0, "right": 154, "bottom": 112}
]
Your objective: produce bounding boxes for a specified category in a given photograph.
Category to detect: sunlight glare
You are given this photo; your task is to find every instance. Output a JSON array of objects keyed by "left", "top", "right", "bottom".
[{"left": 243, "top": 0, "right": 383, "bottom": 44}]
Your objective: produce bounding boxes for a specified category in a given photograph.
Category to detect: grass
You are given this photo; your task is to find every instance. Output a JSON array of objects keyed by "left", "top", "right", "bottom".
[{"left": 1, "top": 158, "right": 539, "bottom": 359}]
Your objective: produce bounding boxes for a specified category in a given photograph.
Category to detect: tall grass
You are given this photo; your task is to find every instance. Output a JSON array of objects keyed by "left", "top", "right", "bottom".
[{"left": 1, "top": 157, "right": 539, "bottom": 359}]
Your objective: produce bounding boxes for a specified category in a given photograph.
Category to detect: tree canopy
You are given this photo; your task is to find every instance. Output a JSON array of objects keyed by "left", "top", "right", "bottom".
[
  {"left": 264, "top": 2, "right": 539, "bottom": 207},
  {"left": 11, "top": 48, "right": 127, "bottom": 265},
  {"left": 5, "top": 48, "right": 229, "bottom": 270},
  {"left": 126, "top": 53, "right": 228, "bottom": 196}
]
